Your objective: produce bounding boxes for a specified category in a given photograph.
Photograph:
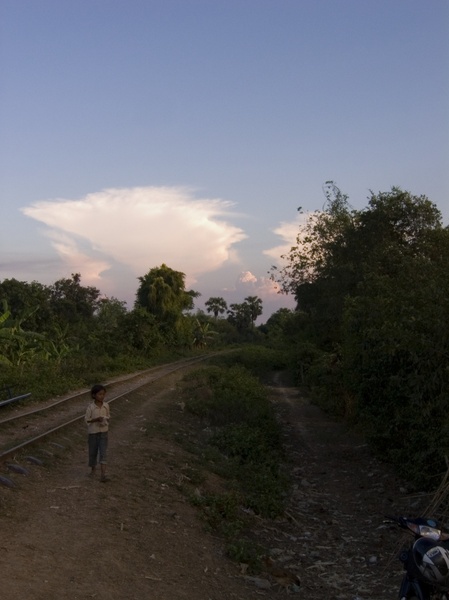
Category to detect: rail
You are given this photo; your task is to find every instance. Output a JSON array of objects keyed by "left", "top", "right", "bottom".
[
  {"left": 0, "top": 386, "right": 31, "bottom": 408},
  {"left": 0, "top": 352, "right": 224, "bottom": 466}
]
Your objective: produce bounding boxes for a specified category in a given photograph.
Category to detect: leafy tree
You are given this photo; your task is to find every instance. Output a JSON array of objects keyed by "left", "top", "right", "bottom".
[
  {"left": 271, "top": 182, "right": 355, "bottom": 347},
  {"left": 272, "top": 184, "right": 449, "bottom": 486},
  {"left": 135, "top": 264, "right": 199, "bottom": 323},
  {"left": 49, "top": 273, "right": 101, "bottom": 328},
  {"left": 89, "top": 297, "right": 129, "bottom": 356},
  {"left": 0, "top": 278, "right": 52, "bottom": 333},
  {"left": 227, "top": 302, "right": 252, "bottom": 332},
  {"left": 261, "top": 308, "right": 297, "bottom": 342},
  {"left": 341, "top": 223, "right": 449, "bottom": 483},
  {"left": 205, "top": 296, "right": 228, "bottom": 319},
  {"left": 122, "top": 308, "right": 164, "bottom": 355}
]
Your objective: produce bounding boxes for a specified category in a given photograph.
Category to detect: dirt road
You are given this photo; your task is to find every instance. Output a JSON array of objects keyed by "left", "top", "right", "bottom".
[{"left": 0, "top": 369, "right": 428, "bottom": 599}]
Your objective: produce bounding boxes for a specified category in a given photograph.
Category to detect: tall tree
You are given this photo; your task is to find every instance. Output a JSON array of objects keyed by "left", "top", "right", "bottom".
[
  {"left": 244, "top": 296, "right": 263, "bottom": 326},
  {"left": 271, "top": 182, "right": 355, "bottom": 347},
  {"left": 135, "top": 264, "right": 199, "bottom": 324}
]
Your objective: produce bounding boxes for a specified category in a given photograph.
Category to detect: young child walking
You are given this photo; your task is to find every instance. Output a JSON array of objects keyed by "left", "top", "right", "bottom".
[{"left": 85, "top": 384, "right": 110, "bottom": 482}]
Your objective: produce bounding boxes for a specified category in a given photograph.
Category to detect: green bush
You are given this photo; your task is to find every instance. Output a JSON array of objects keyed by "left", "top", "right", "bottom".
[
  {"left": 182, "top": 363, "right": 290, "bottom": 519},
  {"left": 184, "top": 364, "right": 272, "bottom": 426},
  {"left": 209, "top": 345, "right": 289, "bottom": 380}
]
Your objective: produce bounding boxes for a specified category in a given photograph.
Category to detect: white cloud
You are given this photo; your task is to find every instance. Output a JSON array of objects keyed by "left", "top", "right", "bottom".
[
  {"left": 47, "top": 231, "right": 111, "bottom": 282},
  {"left": 234, "top": 270, "right": 279, "bottom": 296},
  {"left": 263, "top": 213, "right": 310, "bottom": 263},
  {"left": 21, "top": 186, "right": 247, "bottom": 290},
  {"left": 238, "top": 270, "right": 257, "bottom": 285}
]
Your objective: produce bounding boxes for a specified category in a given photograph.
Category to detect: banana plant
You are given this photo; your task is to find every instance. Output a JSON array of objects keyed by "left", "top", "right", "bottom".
[
  {"left": 0, "top": 301, "right": 46, "bottom": 367},
  {"left": 192, "top": 319, "right": 218, "bottom": 348}
]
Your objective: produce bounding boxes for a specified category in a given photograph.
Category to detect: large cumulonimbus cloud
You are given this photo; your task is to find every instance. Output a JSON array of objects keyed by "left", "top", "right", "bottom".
[{"left": 21, "top": 186, "right": 247, "bottom": 289}]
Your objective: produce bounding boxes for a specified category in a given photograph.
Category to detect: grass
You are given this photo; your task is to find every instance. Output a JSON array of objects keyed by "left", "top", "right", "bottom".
[{"left": 161, "top": 362, "right": 291, "bottom": 572}]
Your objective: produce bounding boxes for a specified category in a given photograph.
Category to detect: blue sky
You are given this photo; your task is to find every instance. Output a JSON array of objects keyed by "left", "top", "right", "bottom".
[{"left": 1, "top": 0, "right": 448, "bottom": 321}]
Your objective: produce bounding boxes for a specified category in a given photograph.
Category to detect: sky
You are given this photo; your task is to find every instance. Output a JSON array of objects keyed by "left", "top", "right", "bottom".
[{"left": 1, "top": 0, "right": 448, "bottom": 322}]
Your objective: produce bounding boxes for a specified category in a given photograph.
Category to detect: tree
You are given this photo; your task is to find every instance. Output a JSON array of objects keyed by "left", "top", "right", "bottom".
[
  {"left": 227, "top": 302, "right": 252, "bottom": 332},
  {"left": 244, "top": 296, "right": 263, "bottom": 326},
  {"left": 205, "top": 296, "right": 227, "bottom": 319},
  {"left": 49, "top": 273, "right": 101, "bottom": 327},
  {"left": 122, "top": 308, "right": 164, "bottom": 355},
  {"left": 272, "top": 184, "right": 449, "bottom": 486},
  {"left": 272, "top": 182, "right": 354, "bottom": 294},
  {"left": 0, "top": 278, "right": 52, "bottom": 333},
  {"left": 135, "top": 264, "right": 200, "bottom": 323},
  {"left": 340, "top": 219, "right": 449, "bottom": 483},
  {"left": 90, "top": 297, "right": 129, "bottom": 356}
]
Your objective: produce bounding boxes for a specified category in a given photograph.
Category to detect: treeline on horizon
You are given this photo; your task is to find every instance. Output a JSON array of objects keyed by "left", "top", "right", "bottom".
[
  {"left": 0, "top": 263, "right": 266, "bottom": 398},
  {"left": 1, "top": 184, "right": 448, "bottom": 489}
]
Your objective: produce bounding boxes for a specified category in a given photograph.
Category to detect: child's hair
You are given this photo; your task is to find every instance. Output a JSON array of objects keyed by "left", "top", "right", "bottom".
[{"left": 91, "top": 384, "right": 106, "bottom": 398}]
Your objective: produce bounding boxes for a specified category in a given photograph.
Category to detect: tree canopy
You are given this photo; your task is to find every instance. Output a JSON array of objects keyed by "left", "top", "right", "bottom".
[
  {"left": 135, "top": 264, "right": 200, "bottom": 323},
  {"left": 205, "top": 296, "right": 228, "bottom": 319},
  {"left": 271, "top": 184, "right": 449, "bottom": 486}
]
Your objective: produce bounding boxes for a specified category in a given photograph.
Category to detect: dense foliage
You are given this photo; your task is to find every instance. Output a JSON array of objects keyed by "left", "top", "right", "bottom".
[
  {"left": 270, "top": 185, "right": 449, "bottom": 488},
  {"left": 0, "top": 267, "right": 264, "bottom": 402}
]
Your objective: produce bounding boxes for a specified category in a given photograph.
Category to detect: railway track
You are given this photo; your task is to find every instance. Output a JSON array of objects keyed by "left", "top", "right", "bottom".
[{"left": 0, "top": 354, "right": 217, "bottom": 484}]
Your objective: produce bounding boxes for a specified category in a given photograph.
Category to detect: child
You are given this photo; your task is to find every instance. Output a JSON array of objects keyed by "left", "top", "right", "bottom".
[{"left": 85, "top": 384, "right": 110, "bottom": 482}]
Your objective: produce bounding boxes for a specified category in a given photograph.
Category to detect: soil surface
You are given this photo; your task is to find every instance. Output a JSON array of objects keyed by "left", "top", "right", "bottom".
[{"left": 0, "top": 369, "right": 430, "bottom": 600}]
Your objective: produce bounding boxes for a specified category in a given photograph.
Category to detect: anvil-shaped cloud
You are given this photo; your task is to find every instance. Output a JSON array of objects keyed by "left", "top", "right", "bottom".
[{"left": 22, "top": 186, "right": 247, "bottom": 290}]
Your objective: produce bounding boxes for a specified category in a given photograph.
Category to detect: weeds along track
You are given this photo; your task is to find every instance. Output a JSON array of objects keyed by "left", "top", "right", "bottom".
[{"left": 0, "top": 354, "right": 213, "bottom": 466}]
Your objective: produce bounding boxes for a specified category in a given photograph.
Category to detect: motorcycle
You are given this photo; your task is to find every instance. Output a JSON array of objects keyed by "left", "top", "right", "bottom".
[{"left": 386, "top": 515, "right": 449, "bottom": 600}]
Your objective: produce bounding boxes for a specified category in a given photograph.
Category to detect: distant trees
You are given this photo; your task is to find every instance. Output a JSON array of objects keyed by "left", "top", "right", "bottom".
[
  {"left": 0, "top": 261, "right": 266, "bottom": 402},
  {"left": 226, "top": 296, "right": 263, "bottom": 332},
  {"left": 0, "top": 274, "right": 104, "bottom": 365},
  {"left": 0, "top": 263, "right": 268, "bottom": 369}
]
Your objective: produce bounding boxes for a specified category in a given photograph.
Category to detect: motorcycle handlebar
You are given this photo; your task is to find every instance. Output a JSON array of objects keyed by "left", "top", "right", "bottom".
[{"left": 384, "top": 516, "right": 449, "bottom": 541}]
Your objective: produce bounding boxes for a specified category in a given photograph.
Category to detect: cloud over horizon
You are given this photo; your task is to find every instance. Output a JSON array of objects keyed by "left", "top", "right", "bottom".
[
  {"left": 17, "top": 185, "right": 297, "bottom": 317},
  {"left": 22, "top": 186, "right": 247, "bottom": 291}
]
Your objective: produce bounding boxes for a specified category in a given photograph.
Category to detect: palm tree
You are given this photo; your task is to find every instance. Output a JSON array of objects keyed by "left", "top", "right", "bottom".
[
  {"left": 205, "top": 296, "right": 228, "bottom": 319},
  {"left": 244, "top": 296, "right": 263, "bottom": 326}
]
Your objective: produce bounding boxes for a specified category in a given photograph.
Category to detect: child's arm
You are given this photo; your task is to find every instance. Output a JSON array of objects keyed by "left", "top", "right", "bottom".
[{"left": 85, "top": 406, "right": 102, "bottom": 423}]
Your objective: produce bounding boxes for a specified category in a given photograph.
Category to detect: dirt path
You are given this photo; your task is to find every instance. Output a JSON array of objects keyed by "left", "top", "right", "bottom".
[{"left": 0, "top": 371, "right": 428, "bottom": 600}]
